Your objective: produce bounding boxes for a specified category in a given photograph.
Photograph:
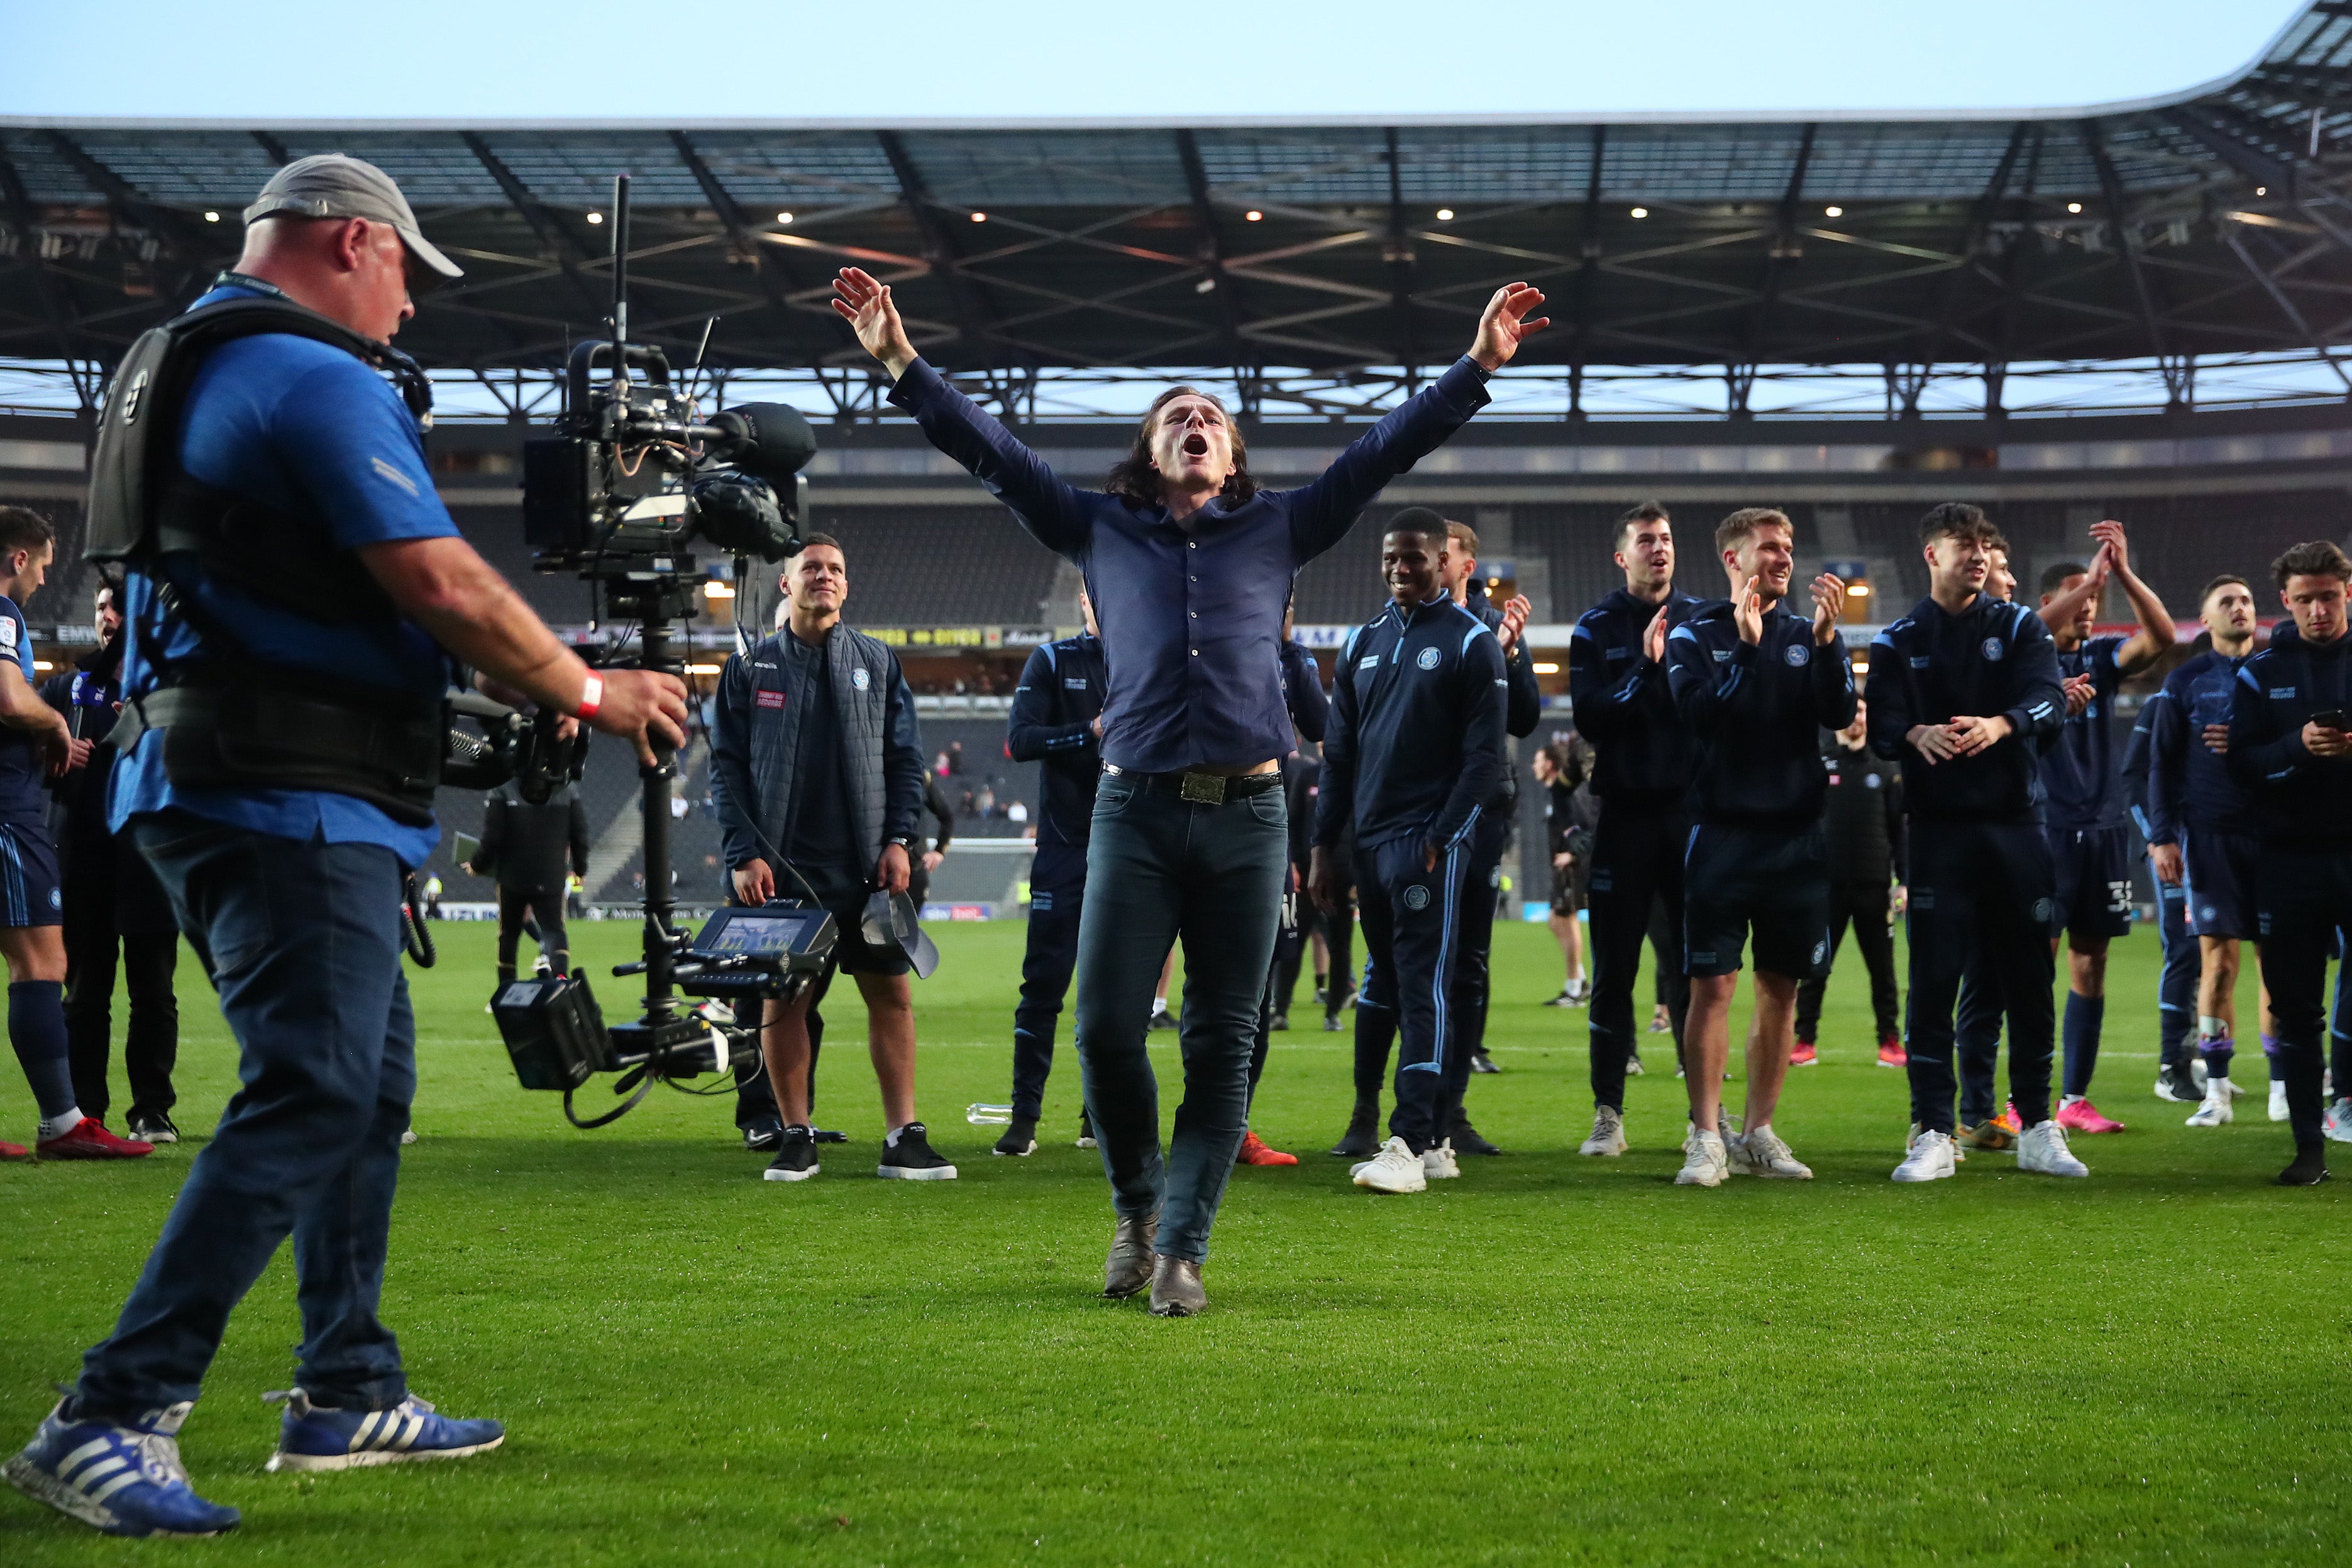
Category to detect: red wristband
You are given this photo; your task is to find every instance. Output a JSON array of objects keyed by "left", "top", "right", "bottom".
[{"left": 575, "top": 672, "right": 602, "bottom": 722}]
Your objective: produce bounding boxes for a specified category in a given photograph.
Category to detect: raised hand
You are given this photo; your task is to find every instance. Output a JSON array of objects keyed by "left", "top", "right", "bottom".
[
  {"left": 1643, "top": 603, "right": 1669, "bottom": 663},
  {"left": 1469, "top": 283, "right": 1550, "bottom": 372},
  {"left": 1809, "top": 572, "right": 1846, "bottom": 645},
  {"left": 2089, "top": 519, "right": 2131, "bottom": 578},
  {"left": 1733, "top": 575, "right": 1765, "bottom": 645},
  {"left": 831, "top": 267, "right": 918, "bottom": 379},
  {"left": 1497, "top": 594, "right": 1532, "bottom": 653}
]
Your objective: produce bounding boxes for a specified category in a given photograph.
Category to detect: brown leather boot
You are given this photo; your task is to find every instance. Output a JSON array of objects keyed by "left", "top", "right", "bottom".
[
  {"left": 1102, "top": 1212, "right": 1158, "bottom": 1298},
  {"left": 1147, "top": 1255, "right": 1206, "bottom": 1317}
]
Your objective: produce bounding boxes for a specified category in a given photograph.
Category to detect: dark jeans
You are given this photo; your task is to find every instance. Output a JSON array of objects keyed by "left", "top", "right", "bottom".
[
  {"left": 1587, "top": 802, "right": 1689, "bottom": 1110},
  {"left": 2257, "top": 847, "right": 2352, "bottom": 1151},
  {"left": 1794, "top": 880, "right": 1899, "bottom": 1044},
  {"left": 495, "top": 886, "right": 569, "bottom": 981},
  {"left": 74, "top": 813, "right": 416, "bottom": 1418},
  {"left": 1010, "top": 841, "right": 1087, "bottom": 1121},
  {"left": 63, "top": 863, "right": 180, "bottom": 1124},
  {"left": 1074, "top": 773, "right": 1286, "bottom": 1264},
  {"left": 1903, "top": 819, "right": 2057, "bottom": 1137}
]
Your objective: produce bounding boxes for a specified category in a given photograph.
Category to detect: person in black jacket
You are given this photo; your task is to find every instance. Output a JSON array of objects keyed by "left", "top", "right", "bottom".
[
  {"left": 468, "top": 780, "right": 589, "bottom": 983},
  {"left": 905, "top": 773, "right": 956, "bottom": 910},
  {"left": 1310, "top": 522, "right": 1507, "bottom": 1193},
  {"left": 1533, "top": 736, "right": 1598, "bottom": 1005},
  {"left": 2227, "top": 539, "right": 2352, "bottom": 1184},
  {"left": 42, "top": 576, "right": 181, "bottom": 1144},
  {"left": 1569, "top": 502, "right": 1699, "bottom": 1157},
  {"left": 1664, "top": 507, "right": 1854, "bottom": 1186},
  {"left": 1792, "top": 698, "right": 1904, "bottom": 1064},
  {"left": 1328, "top": 512, "right": 1533, "bottom": 1159},
  {"left": 1871, "top": 503, "right": 2082, "bottom": 1183},
  {"left": 995, "top": 591, "right": 1105, "bottom": 1156}
]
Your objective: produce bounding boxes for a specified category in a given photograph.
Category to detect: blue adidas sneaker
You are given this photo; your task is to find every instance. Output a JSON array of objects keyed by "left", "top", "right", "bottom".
[
  {"left": 265, "top": 1388, "right": 505, "bottom": 1473},
  {"left": 4, "top": 1398, "right": 240, "bottom": 1537}
]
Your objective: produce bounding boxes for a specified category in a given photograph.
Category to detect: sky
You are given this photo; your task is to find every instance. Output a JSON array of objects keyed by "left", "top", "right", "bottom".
[{"left": 0, "top": 1, "right": 2312, "bottom": 123}]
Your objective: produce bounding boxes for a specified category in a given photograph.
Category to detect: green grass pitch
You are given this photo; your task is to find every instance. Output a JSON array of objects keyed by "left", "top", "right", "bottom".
[{"left": 3, "top": 915, "right": 2346, "bottom": 1565}]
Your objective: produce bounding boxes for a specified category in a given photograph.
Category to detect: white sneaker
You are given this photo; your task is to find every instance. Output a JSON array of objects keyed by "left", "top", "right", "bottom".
[
  {"left": 1674, "top": 1129, "right": 1728, "bottom": 1188},
  {"left": 2223, "top": 1076, "right": 2247, "bottom": 1100},
  {"left": 1716, "top": 1107, "right": 1744, "bottom": 1140},
  {"left": 1354, "top": 1136, "right": 1428, "bottom": 1194},
  {"left": 1422, "top": 1139, "right": 1460, "bottom": 1180},
  {"left": 1892, "top": 1127, "right": 1957, "bottom": 1182},
  {"left": 2324, "top": 1098, "right": 2352, "bottom": 1144},
  {"left": 2270, "top": 1081, "right": 2291, "bottom": 1122},
  {"left": 1728, "top": 1124, "right": 1813, "bottom": 1179},
  {"left": 2185, "top": 1081, "right": 2234, "bottom": 1127},
  {"left": 2018, "top": 1119, "right": 2089, "bottom": 1178},
  {"left": 1579, "top": 1106, "right": 1626, "bottom": 1157}
]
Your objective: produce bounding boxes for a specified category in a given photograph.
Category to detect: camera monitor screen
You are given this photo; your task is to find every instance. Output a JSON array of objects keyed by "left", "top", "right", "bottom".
[{"left": 698, "top": 912, "right": 815, "bottom": 957}]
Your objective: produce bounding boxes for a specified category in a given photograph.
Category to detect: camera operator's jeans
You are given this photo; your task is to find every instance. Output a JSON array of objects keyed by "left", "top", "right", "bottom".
[
  {"left": 72, "top": 811, "right": 414, "bottom": 1420},
  {"left": 1073, "top": 774, "right": 1286, "bottom": 1265}
]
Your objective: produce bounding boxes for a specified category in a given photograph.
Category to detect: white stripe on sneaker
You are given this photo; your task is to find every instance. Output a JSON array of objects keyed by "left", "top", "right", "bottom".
[
  {"left": 87, "top": 1469, "right": 145, "bottom": 1505},
  {"left": 392, "top": 1413, "right": 422, "bottom": 1450},
  {"left": 351, "top": 1411, "right": 382, "bottom": 1450},
  {"left": 57, "top": 1437, "right": 111, "bottom": 1479},
  {"left": 70, "top": 1455, "right": 128, "bottom": 1492}
]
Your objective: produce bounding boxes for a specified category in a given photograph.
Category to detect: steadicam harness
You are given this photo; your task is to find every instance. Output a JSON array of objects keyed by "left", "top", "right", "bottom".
[{"left": 85, "top": 282, "right": 451, "bottom": 825}]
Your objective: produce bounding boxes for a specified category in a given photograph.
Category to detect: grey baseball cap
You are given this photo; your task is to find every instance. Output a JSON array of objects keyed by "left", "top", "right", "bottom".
[{"left": 242, "top": 153, "right": 463, "bottom": 283}]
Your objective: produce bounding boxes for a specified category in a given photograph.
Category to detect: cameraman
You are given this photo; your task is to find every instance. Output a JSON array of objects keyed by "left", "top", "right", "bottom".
[
  {"left": 711, "top": 534, "right": 952, "bottom": 1183},
  {"left": 468, "top": 778, "right": 589, "bottom": 983},
  {"left": 41, "top": 570, "right": 182, "bottom": 1144},
  {"left": 9, "top": 156, "right": 687, "bottom": 1538}
]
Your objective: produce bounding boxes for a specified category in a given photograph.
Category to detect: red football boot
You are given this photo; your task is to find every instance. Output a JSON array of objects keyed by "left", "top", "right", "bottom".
[
  {"left": 1235, "top": 1131, "right": 1298, "bottom": 1166},
  {"left": 1790, "top": 1040, "right": 1818, "bottom": 1067},
  {"left": 1877, "top": 1040, "right": 1908, "bottom": 1069},
  {"left": 0, "top": 1140, "right": 30, "bottom": 1161},
  {"left": 37, "top": 1119, "right": 154, "bottom": 1160}
]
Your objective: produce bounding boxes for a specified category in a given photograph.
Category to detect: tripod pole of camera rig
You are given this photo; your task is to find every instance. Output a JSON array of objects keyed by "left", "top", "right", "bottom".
[{"left": 636, "top": 611, "right": 679, "bottom": 1025}]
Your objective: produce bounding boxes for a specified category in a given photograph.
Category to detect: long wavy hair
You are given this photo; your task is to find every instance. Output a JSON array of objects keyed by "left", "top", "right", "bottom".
[{"left": 1104, "top": 386, "right": 1259, "bottom": 509}]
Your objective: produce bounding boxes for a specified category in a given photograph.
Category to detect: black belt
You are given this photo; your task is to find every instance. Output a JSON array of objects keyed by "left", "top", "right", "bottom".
[{"left": 1101, "top": 763, "right": 1282, "bottom": 804}]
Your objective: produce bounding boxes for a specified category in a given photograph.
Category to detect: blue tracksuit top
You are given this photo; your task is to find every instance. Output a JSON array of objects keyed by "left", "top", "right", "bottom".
[
  {"left": 1867, "top": 592, "right": 2066, "bottom": 824},
  {"left": 1008, "top": 633, "right": 1107, "bottom": 849},
  {"left": 2147, "top": 648, "right": 2251, "bottom": 844},
  {"left": 1313, "top": 597, "right": 1507, "bottom": 854},
  {"left": 1665, "top": 599, "right": 1856, "bottom": 829},
  {"left": 2228, "top": 621, "right": 2352, "bottom": 849},
  {"left": 888, "top": 355, "right": 1490, "bottom": 774},
  {"left": 1569, "top": 587, "right": 1702, "bottom": 807}
]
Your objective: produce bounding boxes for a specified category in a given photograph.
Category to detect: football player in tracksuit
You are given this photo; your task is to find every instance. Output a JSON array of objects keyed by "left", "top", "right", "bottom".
[
  {"left": 1872, "top": 503, "right": 2087, "bottom": 1183},
  {"left": 1662, "top": 507, "right": 1855, "bottom": 1187},
  {"left": 1567, "top": 502, "right": 1700, "bottom": 1159},
  {"left": 2023, "top": 520, "right": 2179, "bottom": 1136},
  {"left": 2126, "top": 660, "right": 2202, "bottom": 1116},
  {"left": 995, "top": 590, "right": 1106, "bottom": 1157},
  {"left": 1309, "top": 521, "right": 1507, "bottom": 1195},
  {"left": 2146, "top": 575, "right": 2271, "bottom": 1128},
  {"left": 2227, "top": 540, "right": 2352, "bottom": 1187},
  {"left": 1328, "top": 509, "right": 1538, "bottom": 1160}
]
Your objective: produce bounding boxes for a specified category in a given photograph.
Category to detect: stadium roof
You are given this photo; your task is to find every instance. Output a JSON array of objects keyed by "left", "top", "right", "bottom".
[{"left": 5, "top": 3, "right": 2352, "bottom": 418}]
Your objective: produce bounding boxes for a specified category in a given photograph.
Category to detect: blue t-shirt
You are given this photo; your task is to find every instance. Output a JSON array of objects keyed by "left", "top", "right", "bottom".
[
  {"left": 0, "top": 596, "right": 45, "bottom": 824},
  {"left": 2040, "top": 633, "right": 2127, "bottom": 832},
  {"left": 108, "top": 283, "right": 461, "bottom": 867}
]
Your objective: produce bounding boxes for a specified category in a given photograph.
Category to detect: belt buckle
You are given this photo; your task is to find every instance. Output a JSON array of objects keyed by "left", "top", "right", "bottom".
[{"left": 1179, "top": 771, "right": 1226, "bottom": 805}]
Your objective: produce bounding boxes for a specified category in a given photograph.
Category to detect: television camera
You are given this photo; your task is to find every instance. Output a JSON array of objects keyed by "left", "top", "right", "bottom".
[{"left": 489, "top": 173, "right": 831, "bottom": 1127}]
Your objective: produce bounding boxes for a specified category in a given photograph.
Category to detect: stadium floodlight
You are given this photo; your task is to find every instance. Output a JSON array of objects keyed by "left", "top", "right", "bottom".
[
  {"left": 1244, "top": 209, "right": 1263, "bottom": 221},
  {"left": 1436, "top": 208, "right": 1454, "bottom": 221},
  {"left": 587, "top": 211, "right": 604, "bottom": 224},
  {"left": 775, "top": 211, "right": 793, "bottom": 224},
  {"left": 2068, "top": 202, "right": 2084, "bottom": 214},
  {"left": 970, "top": 211, "right": 987, "bottom": 223},
  {"left": 1825, "top": 205, "right": 1843, "bottom": 218},
  {"left": 1631, "top": 206, "right": 1649, "bottom": 218}
]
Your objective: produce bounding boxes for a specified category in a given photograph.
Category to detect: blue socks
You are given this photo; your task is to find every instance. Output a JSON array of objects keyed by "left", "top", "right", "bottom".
[
  {"left": 2061, "top": 991, "right": 2104, "bottom": 1099},
  {"left": 9, "top": 979, "right": 74, "bottom": 1120},
  {"left": 2200, "top": 1035, "right": 2236, "bottom": 1083}
]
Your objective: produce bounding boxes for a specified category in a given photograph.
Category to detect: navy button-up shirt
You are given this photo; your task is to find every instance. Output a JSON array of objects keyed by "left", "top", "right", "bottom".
[{"left": 888, "top": 356, "right": 1492, "bottom": 773}]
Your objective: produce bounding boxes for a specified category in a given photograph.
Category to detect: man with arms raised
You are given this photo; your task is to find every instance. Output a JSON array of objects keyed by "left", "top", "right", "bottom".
[
  {"left": 1311, "top": 521, "right": 1507, "bottom": 1193},
  {"left": 1567, "top": 502, "right": 1698, "bottom": 1157},
  {"left": 2226, "top": 541, "right": 2352, "bottom": 1186},
  {"left": 1663, "top": 509, "right": 1853, "bottom": 1186},
  {"left": 1871, "top": 504, "right": 2078, "bottom": 1183},
  {"left": 832, "top": 266, "right": 1545, "bottom": 1313},
  {"left": 2148, "top": 575, "right": 2270, "bottom": 1127},
  {"left": 2026, "top": 521, "right": 2179, "bottom": 1134}
]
